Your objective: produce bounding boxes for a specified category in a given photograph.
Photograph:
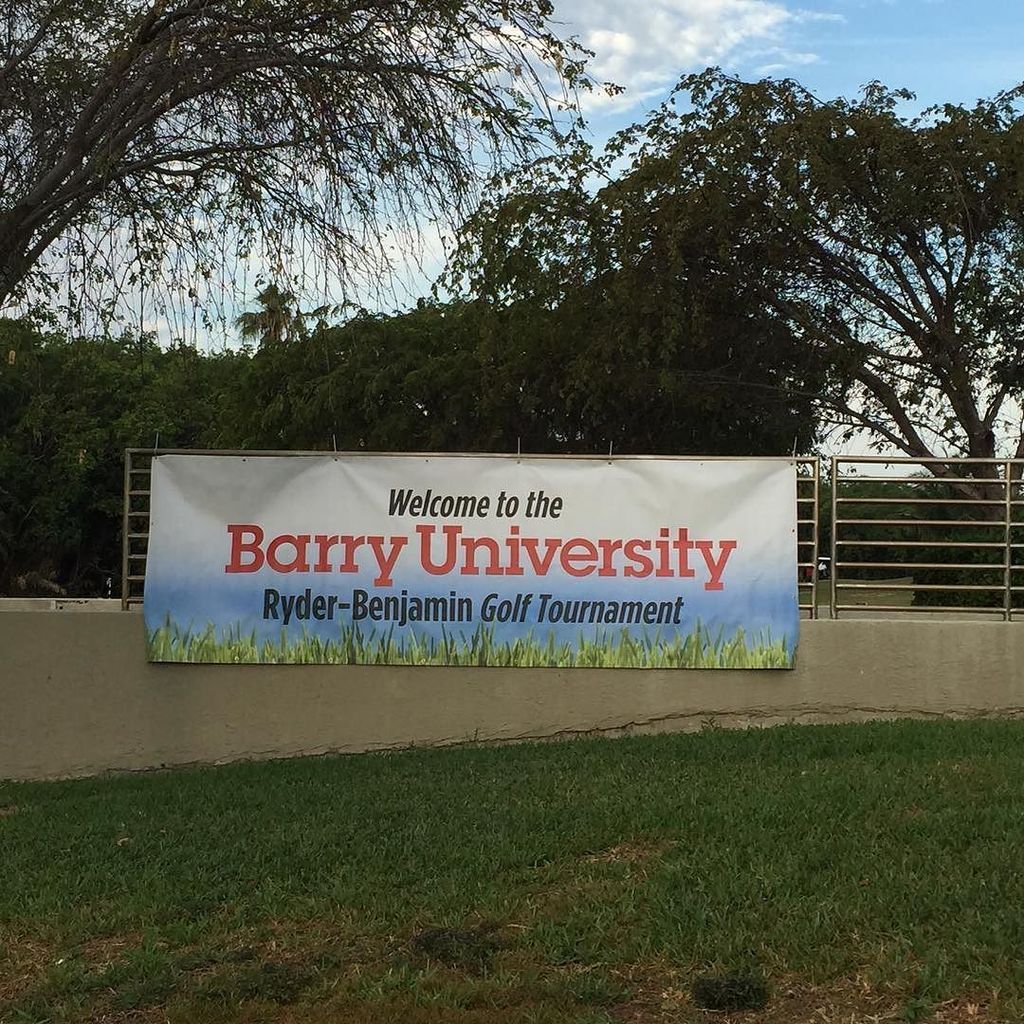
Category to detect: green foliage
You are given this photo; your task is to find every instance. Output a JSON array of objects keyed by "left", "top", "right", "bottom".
[
  {"left": 0, "top": 318, "right": 245, "bottom": 594},
  {"left": 0, "top": 300, "right": 820, "bottom": 596},
  {"left": 225, "top": 295, "right": 818, "bottom": 457},
  {"left": 450, "top": 71, "right": 1024, "bottom": 478},
  {"left": 445, "top": 135, "right": 825, "bottom": 457}
]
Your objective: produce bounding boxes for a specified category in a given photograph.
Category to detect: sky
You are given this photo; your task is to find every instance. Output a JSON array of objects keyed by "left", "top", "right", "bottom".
[
  {"left": 352, "top": 0, "right": 1024, "bottom": 313},
  {"left": 567, "top": 0, "right": 1024, "bottom": 136},
  {"left": 51, "top": 0, "right": 1014, "bottom": 462},
  {"left": 122, "top": 0, "right": 1023, "bottom": 344}
]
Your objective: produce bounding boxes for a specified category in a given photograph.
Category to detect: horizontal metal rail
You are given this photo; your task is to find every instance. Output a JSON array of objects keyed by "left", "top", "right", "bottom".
[
  {"left": 835, "top": 539, "right": 1006, "bottom": 548},
  {"left": 835, "top": 496, "right": 1007, "bottom": 505},
  {"left": 834, "top": 561, "right": 1004, "bottom": 571},
  {"left": 831, "top": 604, "right": 1007, "bottom": 615}
]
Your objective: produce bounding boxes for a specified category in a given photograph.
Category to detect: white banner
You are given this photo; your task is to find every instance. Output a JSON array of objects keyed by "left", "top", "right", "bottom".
[{"left": 143, "top": 455, "right": 799, "bottom": 668}]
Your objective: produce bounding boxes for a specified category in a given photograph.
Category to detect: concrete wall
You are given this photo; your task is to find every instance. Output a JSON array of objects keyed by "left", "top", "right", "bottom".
[{"left": 2, "top": 611, "right": 1024, "bottom": 781}]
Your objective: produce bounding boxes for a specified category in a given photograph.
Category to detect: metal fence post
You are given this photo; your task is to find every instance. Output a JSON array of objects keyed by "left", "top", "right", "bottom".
[
  {"left": 121, "top": 451, "right": 131, "bottom": 611},
  {"left": 829, "top": 456, "right": 838, "bottom": 619},
  {"left": 1005, "top": 460, "right": 1013, "bottom": 622},
  {"left": 810, "top": 458, "right": 820, "bottom": 620}
]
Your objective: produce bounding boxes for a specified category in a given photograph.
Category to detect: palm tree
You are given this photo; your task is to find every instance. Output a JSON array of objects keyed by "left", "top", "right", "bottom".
[
  {"left": 236, "top": 284, "right": 340, "bottom": 347},
  {"left": 236, "top": 284, "right": 300, "bottom": 347}
]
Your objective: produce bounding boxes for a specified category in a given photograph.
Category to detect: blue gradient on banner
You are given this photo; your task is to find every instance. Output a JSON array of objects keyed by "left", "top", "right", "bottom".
[{"left": 144, "top": 563, "right": 798, "bottom": 655}]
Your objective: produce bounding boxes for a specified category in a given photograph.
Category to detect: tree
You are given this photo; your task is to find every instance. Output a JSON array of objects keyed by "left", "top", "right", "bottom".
[
  {"left": 221, "top": 301, "right": 571, "bottom": 452},
  {"left": 612, "top": 73, "right": 1024, "bottom": 484},
  {"left": 445, "top": 130, "right": 826, "bottom": 456},
  {"left": 225, "top": 293, "right": 820, "bottom": 458},
  {"left": 0, "top": 318, "right": 244, "bottom": 594},
  {"left": 235, "top": 283, "right": 335, "bottom": 346},
  {"left": 0, "top": 0, "right": 590, "bottom": 315}
]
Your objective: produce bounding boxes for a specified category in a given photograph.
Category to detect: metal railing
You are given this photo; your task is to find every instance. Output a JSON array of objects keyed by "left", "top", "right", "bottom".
[
  {"left": 125, "top": 451, "right": 1024, "bottom": 618},
  {"left": 121, "top": 450, "right": 822, "bottom": 613},
  {"left": 122, "top": 449, "right": 153, "bottom": 609},
  {"left": 829, "top": 456, "right": 1024, "bottom": 620},
  {"left": 796, "top": 458, "right": 819, "bottom": 619}
]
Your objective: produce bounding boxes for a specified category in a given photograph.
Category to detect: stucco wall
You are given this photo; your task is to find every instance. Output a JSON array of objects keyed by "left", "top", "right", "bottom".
[{"left": 2, "top": 611, "right": 1023, "bottom": 780}]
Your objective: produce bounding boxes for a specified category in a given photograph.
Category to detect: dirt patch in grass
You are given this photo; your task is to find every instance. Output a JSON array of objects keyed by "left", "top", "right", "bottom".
[
  {"left": 1, "top": 926, "right": 1006, "bottom": 1024},
  {"left": 932, "top": 998, "right": 995, "bottom": 1021},
  {"left": 0, "top": 929, "right": 146, "bottom": 997},
  {"left": 0, "top": 932, "right": 55, "bottom": 1004},
  {"left": 584, "top": 839, "right": 677, "bottom": 866},
  {"left": 408, "top": 923, "right": 503, "bottom": 975},
  {"left": 607, "top": 967, "right": 1000, "bottom": 1024},
  {"left": 88, "top": 1009, "right": 169, "bottom": 1024},
  {"left": 78, "top": 932, "right": 147, "bottom": 971}
]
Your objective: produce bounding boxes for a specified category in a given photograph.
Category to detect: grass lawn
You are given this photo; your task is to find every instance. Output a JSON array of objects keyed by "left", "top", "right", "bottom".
[{"left": 2, "top": 719, "right": 1023, "bottom": 1022}]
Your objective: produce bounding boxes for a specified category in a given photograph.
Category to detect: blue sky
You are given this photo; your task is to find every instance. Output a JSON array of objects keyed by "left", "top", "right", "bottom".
[{"left": 569, "top": 0, "right": 1024, "bottom": 143}]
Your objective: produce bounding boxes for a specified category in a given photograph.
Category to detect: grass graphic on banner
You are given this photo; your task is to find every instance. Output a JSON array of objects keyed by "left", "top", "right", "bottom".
[{"left": 146, "top": 619, "right": 792, "bottom": 668}]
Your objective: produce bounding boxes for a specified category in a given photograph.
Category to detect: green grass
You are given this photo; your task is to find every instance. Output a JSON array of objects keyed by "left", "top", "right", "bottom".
[
  {"left": 146, "top": 618, "right": 793, "bottom": 667},
  {"left": 3, "top": 720, "right": 1024, "bottom": 1022}
]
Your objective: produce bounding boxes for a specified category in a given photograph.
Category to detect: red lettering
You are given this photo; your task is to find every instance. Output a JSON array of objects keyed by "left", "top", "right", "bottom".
[
  {"left": 267, "top": 534, "right": 311, "bottom": 573},
  {"left": 418, "top": 524, "right": 461, "bottom": 575},
  {"left": 366, "top": 535, "right": 408, "bottom": 587},
  {"left": 655, "top": 527, "right": 673, "bottom": 578},
  {"left": 520, "top": 536, "right": 561, "bottom": 575},
  {"left": 337, "top": 535, "right": 365, "bottom": 572},
  {"left": 673, "top": 527, "right": 696, "bottom": 578},
  {"left": 313, "top": 534, "right": 339, "bottom": 572},
  {"left": 460, "top": 535, "right": 503, "bottom": 576},
  {"left": 225, "top": 524, "right": 264, "bottom": 573},
  {"left": 596, "top": 538, "right": 623, "bottom": 576},
  {"left": 623, "top": 539, "right": 653, "bottom": 578},
  {"left": 695, "top": 539, "right": 737, "bottom": 590},
  {"left": 560, "top": 538, "right": 598, "bottom": 577},
  {"left": 504, "top": 525, "right": 524, "bottom": 576}
]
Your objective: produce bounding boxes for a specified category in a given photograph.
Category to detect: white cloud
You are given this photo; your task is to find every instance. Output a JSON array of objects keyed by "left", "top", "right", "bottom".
[
  {"left": 553, "top": 0, "right": 843, "bottom": 111},
  {"left": 752, "top": 47, "right": 820, "bottom": 74}
]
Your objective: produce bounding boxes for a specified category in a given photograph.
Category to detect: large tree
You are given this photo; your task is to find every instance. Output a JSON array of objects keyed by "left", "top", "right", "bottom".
[
  {"left": 451, "top": 72, "right": 1024, "bottom": 487},
  {"left": 445, "top": 127, "right": 827, "bottom": 457},
  {"left": 662, "top": 73, "right": 1024, "bottom": 474},
  {"left": 0, "top": 0, "right": 590, "bottom": 315}
]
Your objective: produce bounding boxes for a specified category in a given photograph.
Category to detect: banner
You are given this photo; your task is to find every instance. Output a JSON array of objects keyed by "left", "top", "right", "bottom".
[{"left": 143, "top": 455, "right": 799, "bottom": 668}]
